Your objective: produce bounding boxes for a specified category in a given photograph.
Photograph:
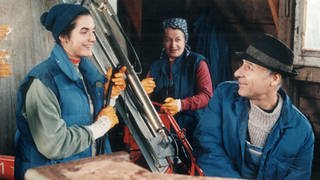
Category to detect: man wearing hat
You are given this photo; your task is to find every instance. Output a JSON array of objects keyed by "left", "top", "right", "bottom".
[{"left": 193, "top": 34, "right": 314, "bottom": 179}]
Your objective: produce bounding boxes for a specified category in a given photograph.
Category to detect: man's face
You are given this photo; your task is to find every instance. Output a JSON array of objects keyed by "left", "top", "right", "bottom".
[
  {"left": 234, "top": 60, "right": 275, "bottom": 100},
  {"left": 60, "top": 15, "right": 96, "bottom": 59},
  {"left": 163, "top": 27, "right": 186, "bottom": 61}
]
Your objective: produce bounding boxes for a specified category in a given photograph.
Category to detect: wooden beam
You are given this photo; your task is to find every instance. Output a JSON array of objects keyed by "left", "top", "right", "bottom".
[
  {"left": 277, "top": 0, "right": 294, "bottom": 45},
  {"left": 119, "top": 0, "right": 142, "bottom": 39},
  {"left": 268, "top": 0, "right": 279, "bottom": 33},
  {"left": 294, "top": 67, "right": 320, "bottom": 83}
]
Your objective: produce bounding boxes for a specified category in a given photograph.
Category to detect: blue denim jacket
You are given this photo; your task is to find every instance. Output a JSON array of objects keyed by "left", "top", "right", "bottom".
[{"left": 193, "top": 81, "right": 314, "bottom": 179}]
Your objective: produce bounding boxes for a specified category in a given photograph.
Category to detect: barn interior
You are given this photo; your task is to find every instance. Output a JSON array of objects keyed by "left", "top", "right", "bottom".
[{"left": 0, "top": 0, "right": 319, "bottom": 179}]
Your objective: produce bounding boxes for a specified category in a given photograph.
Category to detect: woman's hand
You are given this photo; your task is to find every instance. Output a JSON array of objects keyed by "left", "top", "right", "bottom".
[
  {"left": 104, "top": 66, "right": 127, "bottom": 98},
  {"left": 141, "top": 77, "right": 156, "bottom": 94},
  {"left": 161, "top": 97, "right": 180, "bottom": 116}
]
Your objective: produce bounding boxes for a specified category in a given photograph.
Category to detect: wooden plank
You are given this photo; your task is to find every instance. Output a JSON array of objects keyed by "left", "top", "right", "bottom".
[
  {"left": 299, "top": 97, "right": 320, "bottom": 116},
  {"left": 294, "top": 67, "right": 320, "bottom": 83},
  {"left": 298, "top": 96, "right": 320, "bottom": 136},
  {"left": 119, "top": 0, "right": 142, "bottom": 39},
  {"left": 297, "top": 81, "right": 320, "bottom": 99},
  {"left": 277, "top": 0, "right": 294, "bottom": 45},
  {"left": 25, "top": 151, "right": 132, "bottom": 180},
  {"left": 212, "top": 0, "right": 273, "bottom": 23},
  {"left": 25, "top": 151, "right": 233, "bottom": 180},
  {"left": 267, "top": 0, "right": 279, "bottom": 32}
]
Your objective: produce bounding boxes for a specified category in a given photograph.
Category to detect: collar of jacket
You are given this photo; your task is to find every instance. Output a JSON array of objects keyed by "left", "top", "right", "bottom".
[
  {"left": 234, "top": 85, "right": 295, "bottom": 169},
  {"left": 50, "top": 43, "right": 83, "bottom": 82},
  {"left": 79, "top": 57, "right": 106, "bottom": 84},
  {"left": 234, "top": 86, "right": 294, "bottom": 130}
]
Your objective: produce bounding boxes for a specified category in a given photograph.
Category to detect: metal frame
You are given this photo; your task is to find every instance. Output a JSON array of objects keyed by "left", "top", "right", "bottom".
[{"left": 57, "top": 0, "right": 180, "bottom": 173}]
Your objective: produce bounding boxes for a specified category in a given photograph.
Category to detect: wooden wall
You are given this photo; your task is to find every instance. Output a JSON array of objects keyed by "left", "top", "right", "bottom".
[
  {"left": 0, "top": 0, "right": 57, "bottom": 155},
  {"left": 294, "top": 70, "right": 320, "bottom": 175},
  {"left": 118, "top": 0, "right": 278, "bottom": 76}
]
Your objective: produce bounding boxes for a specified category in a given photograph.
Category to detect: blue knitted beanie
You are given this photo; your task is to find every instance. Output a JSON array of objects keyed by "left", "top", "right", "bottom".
[{"left": 40, "top": 3, "right": 89, "bottom": 41}]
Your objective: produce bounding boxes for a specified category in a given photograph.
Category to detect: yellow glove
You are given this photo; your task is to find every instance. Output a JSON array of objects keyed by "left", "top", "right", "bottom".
[
  {"left": 87, "top": 106, "right": 119, "bottom": 140},
  {"left": 97, "top": 106, "right": 119, "bottom": 129},
  {"left": 104, "top": 66, "right": 127, "bottom": 98},
  {"left": 160, "top": 97, "right": 180, "bottom": 116},
  {"left": 141, "top": 77, "right": 156, "bottom": 94},
  {"left": 111, "top": 66, "right": 127, "bottom": 98}
]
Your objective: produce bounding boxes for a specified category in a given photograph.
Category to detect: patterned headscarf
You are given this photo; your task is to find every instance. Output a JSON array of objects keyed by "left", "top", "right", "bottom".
[{"left": 162, "top": 18, "right": 189, "bottom": 43}]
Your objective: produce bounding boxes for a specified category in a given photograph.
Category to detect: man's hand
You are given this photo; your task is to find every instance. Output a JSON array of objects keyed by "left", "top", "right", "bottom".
[
  {"left": 161, "top": 97, "right": 180, "bottom": 116},
  {"left": 141, "top": 77, "right": 156, "bottom": 94}
]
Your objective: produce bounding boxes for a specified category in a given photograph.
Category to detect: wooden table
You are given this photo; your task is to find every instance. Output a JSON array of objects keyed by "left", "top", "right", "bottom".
[{"left": 25, "top": 151, "right": 237, "bottom": 180}]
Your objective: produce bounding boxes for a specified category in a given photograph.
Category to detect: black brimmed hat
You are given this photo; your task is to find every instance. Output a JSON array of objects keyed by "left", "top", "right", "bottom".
[{"left": 236, "top": 34, "right": 297, "bottom": 77}]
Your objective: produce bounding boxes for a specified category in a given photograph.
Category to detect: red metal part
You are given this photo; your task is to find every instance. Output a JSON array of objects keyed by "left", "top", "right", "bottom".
[
  {"left": 159, "top": 111, "right": 204, "bottom": 176},
  {"left": 0, "top": 155, "right": 14, "bottom": 180},
  {"left": 122, "top": 101, "right": 204, "bottom": 176},
  {"left": 123, "top": 126, "right": 142, "bottom": 162}
]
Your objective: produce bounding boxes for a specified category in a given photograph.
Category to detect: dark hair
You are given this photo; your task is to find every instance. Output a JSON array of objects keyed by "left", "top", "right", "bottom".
[{"left": 57, "top": 11, "right": 91, "bottom": 44}]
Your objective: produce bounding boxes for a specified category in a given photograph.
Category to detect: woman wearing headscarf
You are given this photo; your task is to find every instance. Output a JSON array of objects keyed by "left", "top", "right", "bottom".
[
  {"left": 14, "top": 4, "right": 126, "bottom": 179},
  {"left": 141, "top": 18, "right": 213, "bottom": 143}
]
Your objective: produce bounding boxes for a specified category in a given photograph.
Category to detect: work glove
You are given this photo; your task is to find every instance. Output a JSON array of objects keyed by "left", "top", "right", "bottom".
[
  {"left": 87, "top": 106, "right": 119, "bottom": 140},
  {"left": 141, "top": 77, "right": 156, "bottom": 94},
  {"left": 97, "top": 106, "right": 119, "bottom": 128},
  {"left": 104, "top": 66, "right": 127, "bottom": 99},
  {"left": 111, "top": 66, "right": 127, "bottom": 98},
  {"left": 160, "top": 97, "right": 181, "bottom": 116}
]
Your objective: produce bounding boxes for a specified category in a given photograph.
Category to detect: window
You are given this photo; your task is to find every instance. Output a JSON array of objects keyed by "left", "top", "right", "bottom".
[{"left": 294, "top": 0, "right": 320, "bottom": 67}]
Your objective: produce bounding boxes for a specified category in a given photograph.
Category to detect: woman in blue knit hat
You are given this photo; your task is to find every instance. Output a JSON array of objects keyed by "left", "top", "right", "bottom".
[
  {"left": 141, "top": 18, "right": 213, "bottom": 146},
  {"left": 14, "top": 3, "right": 126, "bottom": 179}
]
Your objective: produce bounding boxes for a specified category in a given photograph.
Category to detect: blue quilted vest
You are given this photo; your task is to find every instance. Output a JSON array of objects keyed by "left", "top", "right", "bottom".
[
  {"left": 149, "top": 51, "right": 206, "bottom": 142},
  {"left": 14, "top": 44, "right": 110, "bottom": 179}
]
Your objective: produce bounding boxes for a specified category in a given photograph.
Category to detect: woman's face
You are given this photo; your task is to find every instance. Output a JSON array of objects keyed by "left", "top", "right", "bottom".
[
  {"left": 163, "top": 27, "right": 186, "bottom": 61},
  {"left": 59, "top": 15, "right": 96, "bottom": 59}
]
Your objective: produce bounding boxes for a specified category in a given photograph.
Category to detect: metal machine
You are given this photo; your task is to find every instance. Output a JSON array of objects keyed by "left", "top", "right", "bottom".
[{"left": 60, "top": 0, "right": 203, "bottom": 175}]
